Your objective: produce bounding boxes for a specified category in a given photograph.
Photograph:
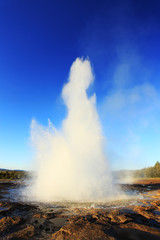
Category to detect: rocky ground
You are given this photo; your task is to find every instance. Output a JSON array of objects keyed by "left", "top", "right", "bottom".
[{"left": 0, "top": 180, "right": 160, "bottom": 239}]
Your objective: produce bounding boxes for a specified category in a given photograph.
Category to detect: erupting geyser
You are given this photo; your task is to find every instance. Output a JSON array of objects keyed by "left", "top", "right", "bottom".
[{"left": 29, "top": 58, "right": 114, "bottom": 202}]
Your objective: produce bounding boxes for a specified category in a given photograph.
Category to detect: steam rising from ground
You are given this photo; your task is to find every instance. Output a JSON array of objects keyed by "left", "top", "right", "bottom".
[{"left": 29, "top": 58, "right": 114, "bottom": 202}]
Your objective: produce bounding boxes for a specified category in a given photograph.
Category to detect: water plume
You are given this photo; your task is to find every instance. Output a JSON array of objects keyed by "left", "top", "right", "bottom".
[{"left": 29, "top": 58, "right": 114, "bottom": 202}]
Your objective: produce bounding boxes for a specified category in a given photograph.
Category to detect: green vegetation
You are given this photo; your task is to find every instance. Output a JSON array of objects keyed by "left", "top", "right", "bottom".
[
  {"left": 0, "top": 169, "right": 28, "bottom": 180},
  {"left": 134, "top": 161, "right": 160, "bottom": 178}
]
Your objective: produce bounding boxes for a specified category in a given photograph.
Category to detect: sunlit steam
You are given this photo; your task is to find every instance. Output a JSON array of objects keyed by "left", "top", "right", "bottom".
[{"left": 29, "top": 58, "right": 114, "bottom": 202}]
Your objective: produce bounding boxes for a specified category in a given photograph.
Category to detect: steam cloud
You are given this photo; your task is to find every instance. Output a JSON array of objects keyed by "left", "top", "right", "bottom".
[{"left": 29, "top": 58, "right": 113, "bottom": 202}]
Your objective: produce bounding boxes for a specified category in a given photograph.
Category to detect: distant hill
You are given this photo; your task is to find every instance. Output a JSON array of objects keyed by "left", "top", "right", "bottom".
[
  {"left": 1, "top": 161, "right": 160, "bottom": 180},
  {"left": 113, "top": 161, "right": 160, "bottom": 182},
  {"left": 0, "top": 169, "right": 28, "bottom": 180},
  {"left": 134, "top": 161, "right": 160, "bottom": 178},
  {"left": 0, "top": 168, "right": 25, "bottom": 171}
]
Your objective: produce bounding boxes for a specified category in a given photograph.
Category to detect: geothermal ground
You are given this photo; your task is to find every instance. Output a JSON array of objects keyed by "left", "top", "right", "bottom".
[{"left": 0, "top": 180, "right": 160, "bottom": 239}]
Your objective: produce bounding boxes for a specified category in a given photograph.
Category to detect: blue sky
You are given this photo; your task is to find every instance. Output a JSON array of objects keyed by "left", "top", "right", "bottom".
[{"left": 0, "top": 0, "right": 160, "bottom": 170}]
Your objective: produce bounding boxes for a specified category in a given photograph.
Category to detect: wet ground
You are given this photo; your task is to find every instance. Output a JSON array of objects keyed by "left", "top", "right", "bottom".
[{"left": 0, "top": 180, "right": 160, "bottom": 239}]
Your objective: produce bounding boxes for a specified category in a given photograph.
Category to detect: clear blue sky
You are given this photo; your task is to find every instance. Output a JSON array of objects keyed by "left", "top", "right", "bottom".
[{"left": 0, "top": 0, "right": 160, "bottom": 170}]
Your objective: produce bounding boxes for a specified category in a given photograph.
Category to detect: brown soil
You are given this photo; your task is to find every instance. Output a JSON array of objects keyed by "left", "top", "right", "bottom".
[
  {"left": 134, "top": 178, "right": 160, "bottom": 185},
  {"left": 0, "top": 181, "right": 160, "bottom": 239}
]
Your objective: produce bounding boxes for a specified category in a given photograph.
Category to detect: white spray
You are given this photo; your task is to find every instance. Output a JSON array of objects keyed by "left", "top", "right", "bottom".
[{"left": 29, "top": 58, "right": 114, "bottom": 202}]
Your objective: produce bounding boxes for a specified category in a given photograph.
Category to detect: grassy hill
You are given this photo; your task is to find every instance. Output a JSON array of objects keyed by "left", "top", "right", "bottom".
[
  {"left": 134, "top": 161, "right": 160, "bottom": 178},
  {"left": 113, "top": 161, "right": 160, "bottom": 182},
  {"left": 0, "top": 169, "right": 28, "bottom": 180}
]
